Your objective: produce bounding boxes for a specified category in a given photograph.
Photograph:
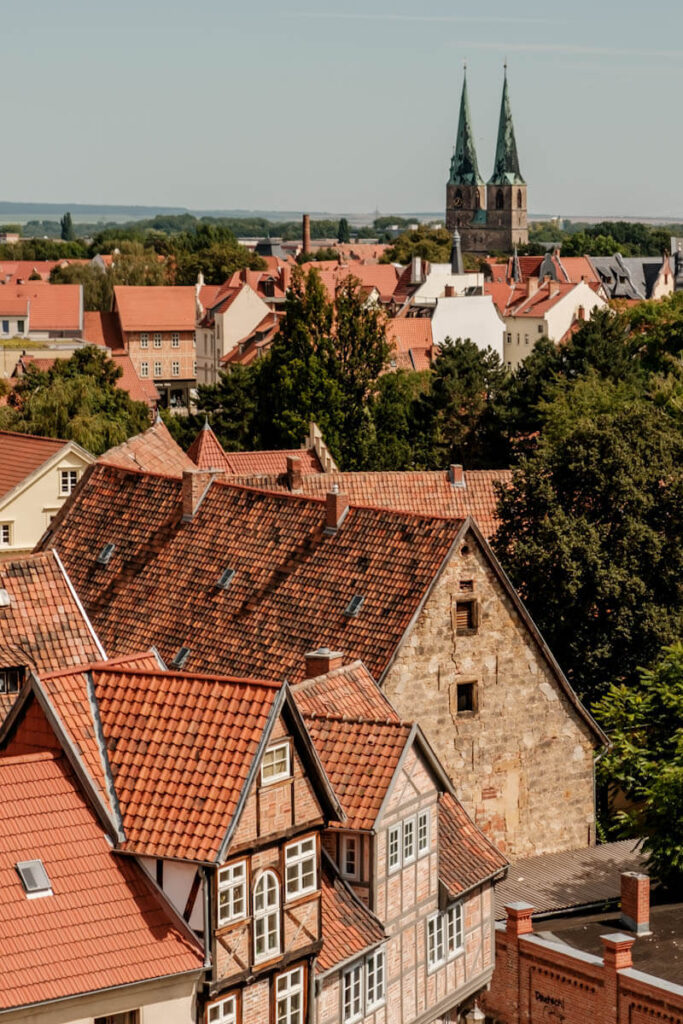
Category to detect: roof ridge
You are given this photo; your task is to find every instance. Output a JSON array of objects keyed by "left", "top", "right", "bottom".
[
  {"left": 291, "top": 659, "right": 367, "bottom": 690},
  {"left": 304, "top": 710, "right": 410, "bottom": 728},
  {"left": 0, "top": 750, "right": 61, "bottom": 767},
  {"left": 0, "top": 429, "right": 68, "bottom": 444},
  {"left": 90, "top": 665, "right": 283, "bottom": 688}
]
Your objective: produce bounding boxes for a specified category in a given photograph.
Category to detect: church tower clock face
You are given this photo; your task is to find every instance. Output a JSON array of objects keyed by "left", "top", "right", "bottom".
[{"left": 453, "top": 195, "right": 464, "bottom": 208}]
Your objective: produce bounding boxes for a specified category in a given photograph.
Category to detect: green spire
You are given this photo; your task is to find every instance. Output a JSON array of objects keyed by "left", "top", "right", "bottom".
[
  {"left": 488, "top": 68, "right": 525, "bottom": 186},
  {"left": 448, "top": 69, "right": 484, "bottom": 187}
]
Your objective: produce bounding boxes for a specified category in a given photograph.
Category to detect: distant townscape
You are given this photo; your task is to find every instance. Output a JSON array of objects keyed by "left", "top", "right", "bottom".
[{"left": 0, "top": 67, "right": 681, "bottom": 1024}]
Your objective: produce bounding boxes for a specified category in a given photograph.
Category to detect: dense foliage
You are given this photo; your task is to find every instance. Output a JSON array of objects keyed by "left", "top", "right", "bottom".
[{"left": 522, "top": 219, "right": 678, "bottom": 257}]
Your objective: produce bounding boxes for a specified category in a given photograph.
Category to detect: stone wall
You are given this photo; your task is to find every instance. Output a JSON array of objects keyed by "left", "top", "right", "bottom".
[{"left": 382, "top": 530, "right": 598, "bottom": 858}]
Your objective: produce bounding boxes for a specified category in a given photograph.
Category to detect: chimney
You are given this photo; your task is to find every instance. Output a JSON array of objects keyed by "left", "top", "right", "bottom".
[
  {"left": 286, "top": 455, "right": 303, "bottom": 491},
  {"left": 325, "top": 487, "right": 349, "bottom": 533},
  {"left": 444, "top": 284, "right": 455, "bottom": 298},
  {"left": 505, "top": 902, "right": 534, "bottom": 938},
  {"left": 181, "top": 469, "right": 215, "bottom": 521},
  {"left": 549, "top": 280, "right": 561, "bottom": 298},
  {"left": 449, "top": 464, "right": 466, "bottom": 488},
  {"left": 601, "top": 933, "right": 634, "bottom": 972},
  {"left": 620, "top": 872, "right": 651, "bottom": 935},
  {"left": 527, "top": 276, "right": 539, "bottom": 297},
  {"left": 410, "top": 255, "right": 424, "bottom": 286},
  {"left": 302, "top": 214, "right": 311, "bottom": 256},
  {"left": 304, "top": 647, "right": 344, "bottom": 678}
]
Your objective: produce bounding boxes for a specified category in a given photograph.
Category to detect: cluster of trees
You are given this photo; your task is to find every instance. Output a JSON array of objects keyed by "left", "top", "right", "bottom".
[{"left": 523, "top": 219, "right": 678, "bottom": 257}]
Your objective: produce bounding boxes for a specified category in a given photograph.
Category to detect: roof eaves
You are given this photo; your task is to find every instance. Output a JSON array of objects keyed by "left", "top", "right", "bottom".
[
  {"left": 374, "top": 722, "right": 417, "bottom": 825},
  {"left": 316, "top": 850, "right": 386, "bottom": 979},
  {"left": 283, "top": 687, "right": 345, "bottom": 826},
  {"left": 52, "top": 548, "right": 107, "bottom": 662},
  {"left": 0, "top": 440, "right": 72, "bottom": 508},
  {"left": 85, "top": 670, "right": 125, "bottom": 841}
]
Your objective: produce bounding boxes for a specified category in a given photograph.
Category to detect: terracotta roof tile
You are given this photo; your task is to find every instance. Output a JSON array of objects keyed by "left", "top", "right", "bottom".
[
  {"left": 111, "top": 353, "right": 160, "bottom": 407},
  {"left": 221, "top": 469, "right": 510, "bottom": 540},
  {"left": 0, "top": 744, "right": 203, "bottom": 1010},
  {"left": 292, "top": 661, "right": 398, "bottom": 721},
  {"left": 0, "top": 282, "right": 81, "bottom": 331},
  {"left": 187, "top": 423, "right": 323, "bottom": 475},
  {"left": 438, "top": 791, "right": 508, "bottom": 898},
  {"left": 114, "top": 286, "right": 195, "bottom": 332},
  {"left": 82, "top": 310, "right": 124, "bottom": 350},
  {"left": 100, "top": 419, "right": 194, "bottom": 475},
  {"left": 0, "top": 431, "right": 69, "bottom": 499},
  {"left": 318, "top": 860, "right": 385, "bottom": 972},
  {"left": 43, "top": 464, "right": 460, "bottom": 682}
]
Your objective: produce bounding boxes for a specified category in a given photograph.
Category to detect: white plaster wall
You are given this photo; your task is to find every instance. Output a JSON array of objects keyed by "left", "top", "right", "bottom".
[
  {"left": 431, "top": 296, "right": 505, "bottom": 360},
  {"left": 217, "top": 286, "right": 271, "bottom": 356},
  {"left": 413, "top": 267, "right": 483, "bottom": 304}
]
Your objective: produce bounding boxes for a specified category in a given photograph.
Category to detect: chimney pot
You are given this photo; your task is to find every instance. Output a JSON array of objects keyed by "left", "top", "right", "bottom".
[
  {"left": 286, "top": 455, "right": 303, "bottom": 491},
  {"left": 325, "top": 489, "right": 349, "bottom": 532},
  {"left": 449, "top": 464, "right": 466, "bottom": 488},
  {"left": 304, "top": 647, "right": 344, "bottom": 678},
  {"left": 620, "top": 872, "right": 651, "bottom": 935},
  {"left": 182, "top": 469, "right": 215, "bottom": 521}
]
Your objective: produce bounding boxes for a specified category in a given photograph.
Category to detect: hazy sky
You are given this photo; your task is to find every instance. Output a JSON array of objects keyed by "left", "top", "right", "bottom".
[{"left": 4, "top": 0, "right": 683, "bottom": 218}]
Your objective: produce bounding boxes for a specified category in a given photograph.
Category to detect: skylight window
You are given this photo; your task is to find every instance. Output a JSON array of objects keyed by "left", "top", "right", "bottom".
[
  {"left": 216, "top": 568, "right": 235, "bottom": 591},
  {"left": 344, "top": 594, "right": 365, "bottom": 618},
  {"left": 96, "top": 543, "right": 116, "bottom": 566},
  {"left": 16, "top": 859, "right": 52, "bottom": 898},
  {"left": 171, "top": 646, "right": 191, "bottom": 669}
]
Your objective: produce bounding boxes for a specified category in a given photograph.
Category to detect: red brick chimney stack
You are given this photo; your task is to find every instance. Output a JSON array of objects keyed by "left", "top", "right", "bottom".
[
  {"left": 286, "top": 456, "right": 303, "bottom": 492},
  {"left": 620, "top": 872, "right": 651, "bottom": 935},
  {"left": 181, "top": 469, "right": 215, "bottom": 521},
  {"left": 505, "top": 902, "right": 534, "bottom": 938},
  {"left": 445, "top": 284, "right": 455, "bottom": 298},
  {"left": 449, "top": 464, "right": 466, "bottom": 488},
  {"left": 325, "top": 486, "right": 349, "bottom": 532},
  {"left": 303, "top": 214, "right": 311, "bottom": 255},
  {"left": 304, "top": 647, "right": 344, "bottom": 678}
]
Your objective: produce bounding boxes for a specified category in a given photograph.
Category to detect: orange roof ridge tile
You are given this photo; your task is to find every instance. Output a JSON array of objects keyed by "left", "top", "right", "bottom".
[
  {"left": 39, "top": 649, "right": 157, "bottom": 680},
  {"left": 0, "top": 427, "right": 69, "bottom": 444},
  {"left": 304, "top": 710, "right": 410, "bottom": 727},
  {"left": 0, "top": 749, "right": 61, "bottom": 766},
  {"left": 92, "top": 665, "right": 283, "bottom": 688}
]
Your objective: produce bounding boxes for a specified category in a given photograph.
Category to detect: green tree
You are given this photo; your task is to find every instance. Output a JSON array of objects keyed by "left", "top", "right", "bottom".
[
  {"left": 192, "top": 365, "right": 260, "bottom": 452},
  {"left": 337, "top": 218, "right": 351, "bottom": 244},
  {"left": 297, "top": 247, "right": 340, "bottom": 265},
  {"left": 0, "top": 348, "right": 150, "bottom": 454},
  {"left": 366, "top": 369, "right": 428, "bottom": 470},
  {"left": 108, "top": 241, "right": 168, "bottom": 287},
  {"left": 60, "top": 211, "right": 75, "bottom": 242},
  {"left": 494, "top": 375, "right": 683, "bottom": 703},
  {"left": 50, "top": 262, "right": 112, "bottom": 312},
  {"left": 382, "top": 225, "right": 452, "bottom": 264},
  {"left": 595, "top": 644, "right": 683, "bottom": 890}
]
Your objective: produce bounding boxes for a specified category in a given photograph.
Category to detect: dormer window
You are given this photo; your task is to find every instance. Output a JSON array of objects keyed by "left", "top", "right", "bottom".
[{"left": 261, "top": 741, "right": 291, "bottom": 785}]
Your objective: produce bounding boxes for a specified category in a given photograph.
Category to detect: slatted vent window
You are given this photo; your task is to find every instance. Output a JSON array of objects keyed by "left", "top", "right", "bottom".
[
  {"left": 455, "top": 599, "right": 478, "bottom": 634},
  {"left": 459, "top": 579, "right": 474, "bottom": 592}
]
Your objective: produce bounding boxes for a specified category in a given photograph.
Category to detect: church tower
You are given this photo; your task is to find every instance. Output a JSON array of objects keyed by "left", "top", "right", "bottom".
[
  {"left": 486, "top": 67, "right": 528, "bottom": 248},
  {"left": 445, "top": 69, "right": 486, "bottom": 239}
]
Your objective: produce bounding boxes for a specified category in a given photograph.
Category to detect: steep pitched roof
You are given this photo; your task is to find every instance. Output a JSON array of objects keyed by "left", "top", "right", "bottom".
[
  {"left": 449, "top": 70, "right": 484, "bottom": 187},
  {"left": 111, "top": 352, "right": 160, "bottom": 407},
  {"left": 0, "top": 282, "right": 81, "bottom": 331},
  {"left": 0, "top": 431, "right": 68, "bottom": 499},
  {"left": 488, "top": 70, "right": 525, "bottom": 186},
  {"left": 217, "top": 469, "right": 511, "bottom": 540},
  {"left": 0, "top": 746, "right": 203, "bottom": 1012},
  {"left": 318, "top": 858, "right": 385, "bottom": 973},
  {"left": 186, "top": 421, "right": 233, "bottom": 469},
  {"left": 82, "top": 310, "right": 124, "bottom": 350},
  {"left": 186, "top": 421, "right": 324, "bottom": 475},
  {"left": 40, "top": 463, "right": 461, "bottom": 683},
  {"left": 114, "top": 286, "right": 196, "bottom": 332},
  {"left": 438, "top": 791, "right": 508, "bottom": 899},
  {"left": 99, "top": 418, "right": 195, "bottom": 475},
  {"left": 293, "top": 661, "right": 398, "bottom": 721}
]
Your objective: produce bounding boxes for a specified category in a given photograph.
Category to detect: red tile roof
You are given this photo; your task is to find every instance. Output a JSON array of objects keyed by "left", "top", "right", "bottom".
[
  {"left": 186, "top": 421, "right": 234, "bottom": 470},
  {"left": 100, "top": 418, "right": 194, "bottom": 475},
  {"left": 220, "top": 469, "right": 511, "bottom": 539},
  {"left": 42, "top": 463, "right": 461, "bottom": 683},
  {"left": 0, "top": 260, "right": 85, "bottom": 285},
  {"left": 81, "top": 666, "right": 281, "bottom": 860},
  {"left": 318, "top": 860, "right": 385, "bottom": 972},
  {"left": 112, "top": 352, "right": 160, "bottom": 407},
  {"left": 301, "top": 715, "right": 411, "bottom": 831},
  {"left": 438, "top": 791, "right": 508, "bottom": 898},
  {"left": 82, "top": 310, "right": 124, "bottom": 350},
  {"left": 293, "top": 661, "right": 399, "bottom": 722},
  {"left": 0, "top": 431, "right": 68, "bottom": 498},
  {"left": 0, "top": 745, "right": 203, "bottom": 1011},
  {"left": 0, "top": 550, "right": 104, "bottom": 687},
  {"left": 0, "top": 282, "right": 81, "bottom": 331},
  {"left": 186, "top": 422, "right": 323, "bottom": 475},
  {"left": 386, "top": 317, "right": 434, "bottom": 372},
  {"left": 114, "top": 286, "right": 196, "bottom": 332}
]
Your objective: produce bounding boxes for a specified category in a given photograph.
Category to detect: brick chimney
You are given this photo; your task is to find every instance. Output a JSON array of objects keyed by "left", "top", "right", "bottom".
[
  {"left": 304, "top": 647, "right": 344, "bottom": 678},
  {"left": 181, "top": 469, "right": 215, "bottom": 521},
  {"left": 449, "top": 464, "right": 466, "bottom": 488},
  {"left": 601, "top": 933, "right": 634, "bottom": 971},
  {"left": 325, "top": 487, "right": 349, "bottom": 533},
  {"left": 286, "top": 455, "right": 303, "bottom": 492},
  {"left": 302, "top": 214, "right": 311, "bottom": 256},
  {"left": 505, "top": 902, "right": 534, "bottom": 938},
  {"left": 445, "top": 284, "right": 455, "bottom": 298},
  {"left": 527, "top": 276, "right": 539, "bottom": 297},
  {"left": 620, "top": 872, "right": 651, "bottom": 935}
]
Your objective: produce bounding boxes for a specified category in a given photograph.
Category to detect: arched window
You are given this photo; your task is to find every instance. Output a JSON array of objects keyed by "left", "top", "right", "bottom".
[
  {"left": 517, "top": 189, "right": 523, "bottom": 209},
  {"left": 253, "top": 871, "right": 280, "bottom": 961},
  {"left": 474, "top": 190, "right": 481, "bottom": 210},
  {"left": 496, "top": 190, "right": 504, "bottom": 210}
]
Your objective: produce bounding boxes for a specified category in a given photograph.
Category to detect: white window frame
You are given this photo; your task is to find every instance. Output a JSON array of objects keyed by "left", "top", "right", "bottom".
[
  {"left": 446, "top": 903, "right": 464, "bottom": 959},
  {"left": 284, "top": 836, "right": 317, "bottom": 900},
  {"left": 171, "top": 331, "right": 180, "bottom": 347},
  {"left": 253, "top": 870, "right": 280, "bottom": 962},
  {"left": 403, "top": 816, "right": 416, "bottom": 864},
  {"left": 366, "top": 948, "right": 386, "bottom": 1011},
  {"left": 276, "top": 966, "right": 304, "bottom": 1024},
  {"left": 217, "top": 859, "right": 247, "bottom": 926},
  {"left": 0, "top": 523, "right": 12, "bottom": 546},
  {"left": 153, "top": 332, "right": 162, "bottom": 347},
  {"left": 417, "top": 809, "right": 430, "bottom": 856},
  {"left": 207, "top": 993, "right": 237, "bottom": 1024},
  {"left": 140, "top": 361, "right": 149, "bottom": 378},
  {"left": 387, "top": 823, "right": 401, "bottom": 874},
  {"left": 341, "top": 834, "right": 360, "bottom": 881},
  {"left": 172, "top": 360, "right": 180, "bottom": 377},
  {"left": 261, "top": 741, "right": 291, "bottom": 785},
  {"left": 59, "top": 469, "right": 78, "bottom": 496},
  {"left": 427, "top": 913, "right": 446, "bottom": 971},
  {"left": 153, "top": 361, "right": 162, "bottom": 377},
  {"left": 140, "top": 332, "right": 149, "bottom": 347},
  {"left": 342, "top": 962, "right": 363, "bottom": 1023}
]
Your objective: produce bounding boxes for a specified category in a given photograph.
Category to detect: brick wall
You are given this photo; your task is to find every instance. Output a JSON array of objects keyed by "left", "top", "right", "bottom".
[
  {"left": 482, "top": 907, "right": 683, "bottom": 1024},
  {"left": 383, "top": 532, "right": 597, "bottom": 857}
]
